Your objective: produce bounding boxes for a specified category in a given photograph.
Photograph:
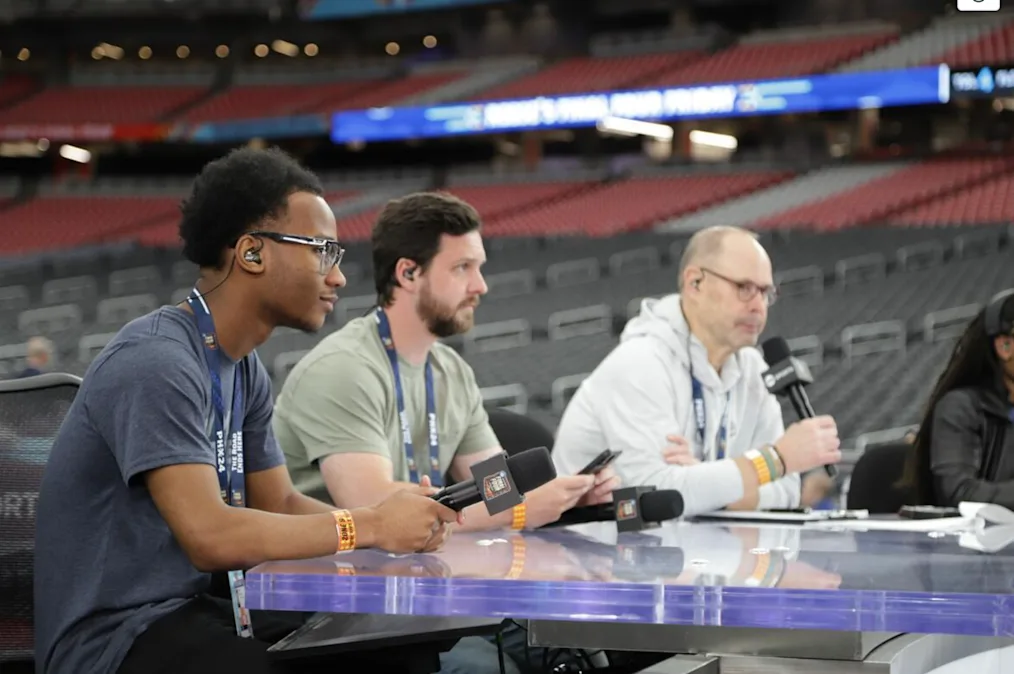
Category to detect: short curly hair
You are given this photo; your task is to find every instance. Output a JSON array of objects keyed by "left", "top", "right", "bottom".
[{"left": 178, "top": 146, "right": 324, "bottom": 268}]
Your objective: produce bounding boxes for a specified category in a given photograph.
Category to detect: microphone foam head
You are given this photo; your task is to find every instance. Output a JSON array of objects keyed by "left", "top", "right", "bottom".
[
  {"left": 639, "top": 490, "right": 684, "bottom": 522},
  {"left": 762, "top": 336, "right": 793, "bottom": 365},
  {"left": 505, "top": 446, "right": 557, "bottom": 494}
]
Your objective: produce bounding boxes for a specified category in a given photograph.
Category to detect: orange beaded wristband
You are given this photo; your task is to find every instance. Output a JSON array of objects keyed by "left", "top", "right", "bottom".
[
  {"left": 331, "top": 509, "right": 356, "bottom": 552},
  {"left": 510, "top": 503, "right": 527, "bottom": 530}
]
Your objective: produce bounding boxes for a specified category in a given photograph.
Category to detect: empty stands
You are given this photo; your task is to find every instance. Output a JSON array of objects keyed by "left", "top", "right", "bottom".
[
  {"left": 753, "top": 158, "right": 1014, "bottom": 230},
  {"left": 840, "top": 13, "right": 1005, "bottom": 72},
  {"left": 0, "top": 86, "right": 206, "bottom": 125},
  {"left": 642, "top": 28, "right": 897, "bottom": 87},
  {"left": 934, "top": 16, "right": 1014, "bottom": 69},
  {"left": 472, "top": 52, "right": 703, "bottom": 100},
  {"left": 482, "top": 172, "right": 789, "bottom": 238},
  {"left": 660, "top": 164, "right": 902, "bottom": 232},
  {"left": 893, "top": 171, "right": 1014, "bottom": 225}
]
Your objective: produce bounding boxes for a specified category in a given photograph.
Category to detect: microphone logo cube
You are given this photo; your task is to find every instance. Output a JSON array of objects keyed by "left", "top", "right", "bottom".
[
  {"left": 470, "top": 451, "right": 524, "bottom": 515},
  {"left": 616, "top": 499, "right": 638, "bottom": 520},
  {"left": 483, "top": 471, "right": 512, "bottom": 500}
]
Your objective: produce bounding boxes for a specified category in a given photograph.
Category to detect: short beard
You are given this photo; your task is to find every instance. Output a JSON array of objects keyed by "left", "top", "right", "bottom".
[{"left": 418, "top": 287, "right": 475, "bottom": 338}]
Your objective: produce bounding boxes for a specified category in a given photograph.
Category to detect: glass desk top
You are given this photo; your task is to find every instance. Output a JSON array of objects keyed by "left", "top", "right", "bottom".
[{"left": 246, "top": 519, "right": 1014, "bottom": 636}]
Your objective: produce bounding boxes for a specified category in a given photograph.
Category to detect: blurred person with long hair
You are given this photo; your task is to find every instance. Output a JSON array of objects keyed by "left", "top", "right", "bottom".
[{"left": 899, "top": 290, "right": 1014, "bottom": 508}]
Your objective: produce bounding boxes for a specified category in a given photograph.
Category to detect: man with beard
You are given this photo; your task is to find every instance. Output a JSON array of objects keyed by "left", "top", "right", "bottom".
[
  {"left": 274, "top": 191, "right": 618, "bottom": 673},
  {"left": 275, "top": 191, "right": 617, "bottom": 527}
]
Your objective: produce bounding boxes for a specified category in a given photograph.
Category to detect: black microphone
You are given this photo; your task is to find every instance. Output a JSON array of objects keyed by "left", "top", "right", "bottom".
[
  {"left": 546, "top": 487, "right": 684, "bottom": 532},
  {"left": 761, "top": 336, "right": 837, "bottom": 479},
  {"left": 432, "top": 446, "right": 556, "bottom": 516}
]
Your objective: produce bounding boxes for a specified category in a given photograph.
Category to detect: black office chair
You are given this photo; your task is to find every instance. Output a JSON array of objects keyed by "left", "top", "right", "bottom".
[
  {"left": 486, "top": 407, "right": 555, "bottom": 457},
  {"left": 846, "top": 440, "right": 913, "bottom": 514},
  {"left": 0, "top": 372, "right": 81, "bottom": 670}
]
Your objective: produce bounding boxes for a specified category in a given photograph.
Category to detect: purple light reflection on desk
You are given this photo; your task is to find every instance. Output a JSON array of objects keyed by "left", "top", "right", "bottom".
[{"left": 246, "top": 520, "right": 1014, "bottom": 636}]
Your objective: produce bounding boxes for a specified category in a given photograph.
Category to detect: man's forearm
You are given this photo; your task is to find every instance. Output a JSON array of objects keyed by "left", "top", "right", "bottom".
[
  {"left": 326, "top": 480, "right": 418, "bottom": 510},
  {"left": 199, "top": 506, "right": 380, "bottom": 572},
  {"left": 455, "top": 501, "right": 513, "bottom": 532}
]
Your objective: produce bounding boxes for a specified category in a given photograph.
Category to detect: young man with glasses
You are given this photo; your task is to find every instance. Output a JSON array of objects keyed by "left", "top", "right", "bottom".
[
  {"left": 33, "top": 148, "right": 459, "bottom": 674},
  {"left": 552, "top": 226, "right": 842, "bottom": 517}
]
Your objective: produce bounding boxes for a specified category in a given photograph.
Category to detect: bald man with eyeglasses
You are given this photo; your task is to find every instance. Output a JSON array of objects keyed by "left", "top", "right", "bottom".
[{"left": 552, "top": 226, "right": 842, "bottom": 518}]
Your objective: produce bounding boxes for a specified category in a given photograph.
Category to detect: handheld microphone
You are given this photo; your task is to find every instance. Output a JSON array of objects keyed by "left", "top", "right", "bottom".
[
  {"left": 546, "top": 487, "right": 685, "bottom": 532},
  {"left": 761, "top": 337, "right": 837, "bottom": 479},
  {"left": 432, "top": 446, "right": 556, "bottom": 516}
]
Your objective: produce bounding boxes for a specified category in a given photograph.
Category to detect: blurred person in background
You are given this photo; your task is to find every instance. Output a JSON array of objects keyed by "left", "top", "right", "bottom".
[
  {"left": 899, "top": 289, "right": 1014, "bottom": 509},
  {"left": 552, "top": 225, "right": 841, "bottom": 517},
  {"left": 17, "top": 336, "right": 53, "bottom": 378},
  {"left": 274, "top": 191, "right": 619, "bottom": 674},
  {"left": 33, "top": 148, "right": 458, "bottom": 674}
]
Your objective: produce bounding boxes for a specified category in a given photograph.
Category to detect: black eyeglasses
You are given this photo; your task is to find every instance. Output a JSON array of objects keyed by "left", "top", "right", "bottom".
[
  {"left": 246, "top": 231, "right": 345, "bottom": 275},
  {"left": 700, "top": 267, "right": 778, "bottom": 306}
]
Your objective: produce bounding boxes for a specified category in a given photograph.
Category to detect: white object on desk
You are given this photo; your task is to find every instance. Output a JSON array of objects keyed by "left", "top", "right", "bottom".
[{"left": 692, "top": 509, "right": 869, "bottom": 524}]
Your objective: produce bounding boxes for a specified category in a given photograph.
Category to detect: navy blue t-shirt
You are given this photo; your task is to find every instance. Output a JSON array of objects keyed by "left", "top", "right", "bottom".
[{"left": 33, "top": 307, "right": 284, "bottom": 674}]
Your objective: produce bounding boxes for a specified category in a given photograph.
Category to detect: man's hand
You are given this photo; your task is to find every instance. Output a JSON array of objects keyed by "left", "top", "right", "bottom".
[
  {"left": 365, "top": 477, "right": 460, "bottom": 553},
  {"left": 662, "top": 434, "right": 699, "bottom": 466},
  {"left": 775, "top": 416, "right": 842, "bottom": 475},
  {"left": 577, "top": 466, "right": 621, "bottom": 506},
  {"left": 522, "top": 475, "right": 595, "bottom": 529}
]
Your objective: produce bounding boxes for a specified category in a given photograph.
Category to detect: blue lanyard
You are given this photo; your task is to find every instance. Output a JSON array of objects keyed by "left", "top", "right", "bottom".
[
  {"left": 374, "top": 308, "right": 442, "bottom": 487},
  {"left": 690, "top": 373, "right": 730, "bottom": 461},
  {"left": 187, "top": 289, "right": 246, "bottom": 507}
]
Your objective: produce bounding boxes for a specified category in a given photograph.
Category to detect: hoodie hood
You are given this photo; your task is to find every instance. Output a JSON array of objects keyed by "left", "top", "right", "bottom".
[
  {"left": 621, "top": 294, "right": 692, "bottom": 361},
  {"left": 620, "top": 293, "right": 745, "bottom": 393}
]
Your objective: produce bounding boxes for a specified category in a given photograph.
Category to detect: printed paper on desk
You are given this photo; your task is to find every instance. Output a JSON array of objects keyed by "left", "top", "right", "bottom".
[{"left": 805, "top": 516, "right": 973, "bottom": 533}]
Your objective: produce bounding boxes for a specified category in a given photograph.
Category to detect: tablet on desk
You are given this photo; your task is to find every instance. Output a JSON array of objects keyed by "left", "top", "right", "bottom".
[{"left": 691, "top": 508, "right": 869, "bottom": 524}]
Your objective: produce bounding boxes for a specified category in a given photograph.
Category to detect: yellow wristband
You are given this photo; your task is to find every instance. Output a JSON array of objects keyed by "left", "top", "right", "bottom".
[
  {"left": 331, "top": 509, "right": 356, "bottom": 552},
  {"left": 745, "top": 449, "right": 772, "bottom": 485},
  {"left": 511, "top": 503, "right": 527, "bottom": 530}
]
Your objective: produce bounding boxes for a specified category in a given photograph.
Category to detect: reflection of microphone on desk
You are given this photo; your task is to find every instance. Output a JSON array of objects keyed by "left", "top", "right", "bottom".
[
  {"left": 612, "top": 532, "right": 686, "bottom": 582},
  {"left": 761, "top": 336, "right": 837, "bottom": 479},
  {"left": 432, "top": 446, "right": 556, "bottom": 515},
  {"left": 547, "top": 487, "right": 685, "bottom": 531}
]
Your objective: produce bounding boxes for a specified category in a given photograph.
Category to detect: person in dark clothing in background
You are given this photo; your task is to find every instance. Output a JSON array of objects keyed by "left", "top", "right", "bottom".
[{"left": 900, "top": 289, "right": 1014, "bottom": 509}]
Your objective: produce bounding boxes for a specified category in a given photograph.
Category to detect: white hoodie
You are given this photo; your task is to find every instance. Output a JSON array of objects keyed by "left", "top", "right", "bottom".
[{"left": 553, "top": 294, "right": 799, "bottom": 516}]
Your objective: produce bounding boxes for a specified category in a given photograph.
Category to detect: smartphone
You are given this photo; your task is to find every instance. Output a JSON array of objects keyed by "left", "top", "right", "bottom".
[
  {"left": 898, "top": 505, "right": 962, "bottom": 520},
  {"left": 578, "top": 449, "right": 622, "bottom": 475}
]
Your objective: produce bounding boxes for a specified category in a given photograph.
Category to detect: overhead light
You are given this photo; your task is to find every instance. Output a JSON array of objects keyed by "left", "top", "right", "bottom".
[
  {"left": 688, "top": 129, "right": 738, "bottom": 149},
  {"left": 176, "top": 45, "right": 190, "bottom": 59},
  {"left": 304, "top": 43, "right": 318, "bottom": 56},
  {"left": 215, "top": 44, "right": 230, "bottom": 58},
  {"left": 423, "top": 35, "right": 437, "bottom": 48},
  {"left": 596, "top": 116, "right": 674, "bottom": 141},
  {"left": 254, "top": 44, "right": 269, "bottom": 58},
  {"left": 271, "top": 40, "right": 299, "bottom": 57},
  {"left": 17, "top": 48, "right": 29, "bottom": 61},
  {"left": 138, "top": 46, "right": 152, "bottom": 59},
  {"left": 93, "top": 42, "right": 124, "bottom": 60},
  {"left": 385, "top": 41, "right": 400, "bottom": 56},
  {"left": 59, "top": 145, "right": 91, "bottom": 164}
]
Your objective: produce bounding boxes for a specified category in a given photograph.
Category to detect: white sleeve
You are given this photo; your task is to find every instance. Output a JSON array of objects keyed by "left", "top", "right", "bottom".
[
  {"left": 591, "top": 341, "right": 747, "bottom": 517},
  {"left": 753, "top": 392, "right": 801, "bottom": 510}
]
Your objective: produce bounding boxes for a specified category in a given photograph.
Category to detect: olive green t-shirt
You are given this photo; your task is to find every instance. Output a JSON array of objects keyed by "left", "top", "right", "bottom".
[{"left": 273, "top": 315, "right": 498, "bottom": 504}]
